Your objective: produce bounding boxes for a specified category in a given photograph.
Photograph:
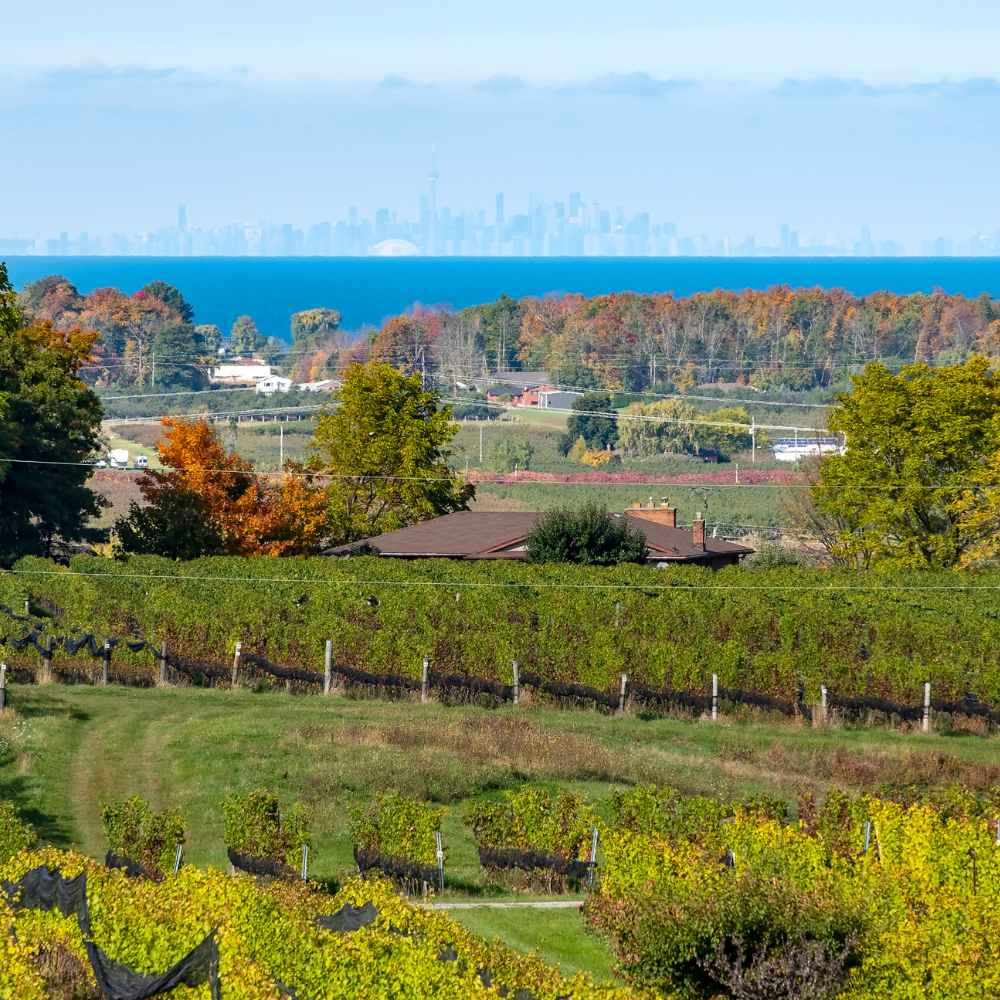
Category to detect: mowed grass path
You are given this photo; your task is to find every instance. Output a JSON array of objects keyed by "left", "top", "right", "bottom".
[{"left": 2, "top": 683, "right": 998, "bottom": 981}]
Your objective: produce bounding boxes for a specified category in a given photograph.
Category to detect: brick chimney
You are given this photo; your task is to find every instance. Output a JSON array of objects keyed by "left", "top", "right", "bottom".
[
  {"left": 627, "top": 499, "right": 677, "bottom": 528},
  {"left": 692, "top": 512, "right": 706, "bottom": 550}
]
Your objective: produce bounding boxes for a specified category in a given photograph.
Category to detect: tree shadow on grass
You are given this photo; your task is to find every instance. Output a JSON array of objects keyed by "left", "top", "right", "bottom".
[{"left": 0, "top": 774, "right": 72, "bottom": 847}]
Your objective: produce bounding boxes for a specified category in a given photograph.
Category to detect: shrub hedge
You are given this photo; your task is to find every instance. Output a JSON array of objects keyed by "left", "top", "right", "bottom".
[
  {"left": 4, "top": 554, "right": 1000, "bottom": 704},
  {"left": 350, "top": 793, "right": 444, "bottom": 870},
  {"left": 222, "top": 790, "right": 311, "bottom": 872},
  {"left": 101, "top": 795, "right": 185, "bottom": 878}
]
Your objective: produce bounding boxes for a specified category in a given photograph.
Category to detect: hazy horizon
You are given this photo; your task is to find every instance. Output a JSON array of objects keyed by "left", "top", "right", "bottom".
[{"left": 7, "top": 1, "right": 1000, "bottom": 242}]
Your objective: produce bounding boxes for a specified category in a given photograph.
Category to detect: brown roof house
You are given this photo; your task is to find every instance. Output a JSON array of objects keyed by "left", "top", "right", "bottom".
[{"left": 328, "top": 502, "right": 752, "bottom": 569}]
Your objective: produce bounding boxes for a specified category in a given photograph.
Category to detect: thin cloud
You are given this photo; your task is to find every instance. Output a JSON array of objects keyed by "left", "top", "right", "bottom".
[
  {"left": 475, "top": 75, "right": 527, "bottom": 94},
  {"left": 377, "top": 74, "right": 420, "bottom": 90},
  {"left": 38, "top": 65, "right": 183, "bottom": 89},
  {"left": 776, "top": 76, "right": 1000, "bottom": 99},
  {"left": 573, "top": 72, "right": 695, "bottom": 98}
]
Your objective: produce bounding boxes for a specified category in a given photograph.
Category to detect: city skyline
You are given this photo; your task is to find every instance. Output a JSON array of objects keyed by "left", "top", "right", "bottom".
[{"left": 3, "top": 187, "right": 996, "bottom": 259}]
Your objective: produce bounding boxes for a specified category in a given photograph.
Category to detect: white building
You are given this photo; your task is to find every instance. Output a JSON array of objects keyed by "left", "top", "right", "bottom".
[
  {"left": 211, "top": 360, "right": 272, "bottom": 386},
  {"left": 297, "top": 378, "right": 343, "bottom": 393},
  {"left": 255, "top": 375, "right": 293, "bottom": 396}
]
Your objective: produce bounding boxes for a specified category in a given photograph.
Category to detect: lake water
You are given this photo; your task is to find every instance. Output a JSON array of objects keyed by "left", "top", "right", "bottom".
[{"left": 6, "top": 256, "right": 1000, "bottom": 340}]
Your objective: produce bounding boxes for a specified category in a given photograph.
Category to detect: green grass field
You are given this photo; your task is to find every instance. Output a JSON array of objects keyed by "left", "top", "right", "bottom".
[{"left": 2, "top": 682, "right": 996, "bottom": 982}]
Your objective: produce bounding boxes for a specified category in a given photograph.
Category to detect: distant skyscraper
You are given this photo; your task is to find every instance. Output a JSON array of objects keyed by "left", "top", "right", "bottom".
[
  {"left": 177, "top": 203, "right": 187, "bottom": 232},
  {"left": 428, "top": 147, "right": 440, "bottom": 254},
  {"left": 495, "top": 192, "right": 505, "bottom": 230}
]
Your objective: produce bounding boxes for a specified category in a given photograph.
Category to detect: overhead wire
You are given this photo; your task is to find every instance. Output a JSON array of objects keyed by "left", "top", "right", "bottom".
[{"left": 6, "top": 566, "right": 998, "bottom": 593}]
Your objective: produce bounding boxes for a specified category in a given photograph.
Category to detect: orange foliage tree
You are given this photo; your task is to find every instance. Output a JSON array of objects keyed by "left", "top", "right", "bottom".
[{"left": 115, "top": 419, "right": 328, "bottom": 558}]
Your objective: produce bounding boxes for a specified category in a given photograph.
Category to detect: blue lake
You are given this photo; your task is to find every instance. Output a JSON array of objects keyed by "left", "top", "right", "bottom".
[{"left": 5, "top": 256, "right": 1000, "bottom": 340}]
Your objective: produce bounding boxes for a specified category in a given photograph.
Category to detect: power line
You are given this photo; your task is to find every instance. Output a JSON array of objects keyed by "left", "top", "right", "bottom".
[{"left": 439, "top": 396, "right": 825, "bottom": 434}]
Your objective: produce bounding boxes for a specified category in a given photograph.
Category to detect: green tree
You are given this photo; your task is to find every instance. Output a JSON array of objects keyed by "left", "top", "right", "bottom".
[
  {"left": 812, "top": 358, "right": 1000, "bottom": 568},
  {"left": 527, "top": 502, "right": 648, "bottom": 565},
  {"left": 0, "top": 264, "right": 106, "bottom": 563},
  {"left": 491, "top": 437, "right": 534, "bottom": 473},
  {"left": 311, "top": 363, "right": 474, "bottom": 543},
  {"left": 563, "top": 392, "right": 617, "bottom": 453},
  {"left": 115, "top": 486, "right": 225, "bottom": 560},
  {"left": 196, "top": 324, "right": 223, "bottom": 354},
  {"left": 140, "top": 281, "right": 195, "bottom": 324},
  {"left": 290, "top": 308, "right": 342, "bottom": 351},
  {"left": 691, "top": 406, "right": 754, "bottom": 460},
  {"left": 618, "top": 399, "right": 697, "bottom": 457},
  {"left": 230, "top": 315, "right": 263, "bottom": 354},
  {"left": 152, "top": 324, "right": 209, "bottom": 390},
  {"left": 473, "top": 293, "right": 521, "bottom": 369}
]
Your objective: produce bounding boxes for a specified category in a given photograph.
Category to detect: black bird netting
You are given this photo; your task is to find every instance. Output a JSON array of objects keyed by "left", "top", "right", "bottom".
[
  {"left": 227, "top": 847, "right": 296, "bottom": 880},
  {"left": 353, "top": 847, "right": 437, "bottom": 886},
  {"left": 315, "top": 900, "right": 379, "bottom": 932},
  {"left": 630, "top": 683, "right": 713, "bottom": 713},
  {"left": 239, "top": 653, "right": 322, "bottom": 685},
  {"left": 827, "top": 691, "right": 924, "bottom": 723},
  {"left": 1, "top": 865, "right": 221, "bottom": 1000},
  {"left": 477, "top": 846, "right": 595, "bottom": 881},
  {"left": 105, "top": 851, "right": 161, "bottom": 881},
  {"left": 718, "top": 685, "right": 801, "bottom": 718},
  {"left": 519, "top": 673, "right": 620, "bottom": 710},
  {"left": 1, "top": 865, "right": 88, "bottom": 922},
  {"left": 84, "top": 933, "right": 220, "bottom": 1000},
  {"left": 166, "top": 655, "right": 231, "bottom": 683},
  {"left": 3, "top": 631, "right": 52, "bottom": 655},
  {"left": 331, "top": 663, "right": 421, "bottom": 693},
  {"left": 931, "top": 694, "right": 1000, "bottom": 725},
  {"left": 428, "top": 670, "right": 513, "bottom": 702}
]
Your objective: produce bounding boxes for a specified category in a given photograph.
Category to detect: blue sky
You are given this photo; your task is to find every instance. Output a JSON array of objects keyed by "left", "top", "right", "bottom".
[{"left": 5, "top": 1, "right": 1000, "bottom": 242}]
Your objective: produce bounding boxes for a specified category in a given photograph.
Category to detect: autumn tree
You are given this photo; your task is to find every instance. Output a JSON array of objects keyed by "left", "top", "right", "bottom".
[
  {"left": 368, "top": 313, "right": 435, "bottom": 370},
  {"left": 311, "top": 363, "right": 473, "bottom": 543},
  {"left": 812, "top": 358, "right": 1000, "bottom": 568},
  {"left": 115, "top": 419, "right": 328, "bottom": 558},
  {"left": 140, "top": 281, "right": 195, "bottom": 324},
  {"left": 0, "top": 264, "right": 106, "bottom": 563}
]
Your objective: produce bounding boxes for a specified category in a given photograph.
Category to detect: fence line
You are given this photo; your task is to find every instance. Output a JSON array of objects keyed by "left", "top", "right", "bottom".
[{"left": 1, "top": 613, "right": 998, "bottom": 732}]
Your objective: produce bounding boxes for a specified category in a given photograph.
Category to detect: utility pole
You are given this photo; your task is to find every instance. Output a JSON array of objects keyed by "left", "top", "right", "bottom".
[
  {"left": 151, "top": 351, "right": 156, "bottom": 387},
  {"left": 479, "top": 423, "right": 484, "bottom": 464},
  {"left": 279, "top": 423, "right": 284, "bottom": 470},
  {"left": 751, "top": 418, "right": 756, "bottom": 465}
]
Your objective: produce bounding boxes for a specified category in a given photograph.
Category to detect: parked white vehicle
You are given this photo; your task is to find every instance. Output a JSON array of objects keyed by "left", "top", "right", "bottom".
[
  {"left": 107, "top": 448, "right": 130, "bottom": 468},
  {"left": 136, "top": 455, "right": 149, "bottom": 469}
]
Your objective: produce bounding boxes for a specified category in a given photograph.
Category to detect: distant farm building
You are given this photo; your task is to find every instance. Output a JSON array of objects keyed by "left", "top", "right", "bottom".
[
  {"left": 538, "top": 389, "right": 584, "bottom": 409},
  {"left": 211, "top": 360, "right": 272, "bottom": 387},
  {"left": 255, "top": 375, "right": 293, "bottom": 395}
]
